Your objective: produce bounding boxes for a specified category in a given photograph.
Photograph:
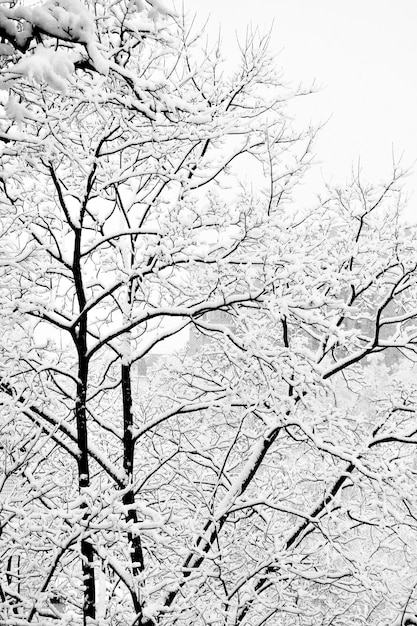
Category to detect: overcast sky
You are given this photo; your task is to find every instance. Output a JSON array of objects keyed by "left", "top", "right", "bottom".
[{"left": 194, "top": 0, "right": 417, "bottom": 218}]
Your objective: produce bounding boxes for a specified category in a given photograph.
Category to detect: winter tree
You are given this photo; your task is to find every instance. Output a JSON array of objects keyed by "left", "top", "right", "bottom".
[{"left": 1, "top": 1, "right": 417, "bottom": 626}]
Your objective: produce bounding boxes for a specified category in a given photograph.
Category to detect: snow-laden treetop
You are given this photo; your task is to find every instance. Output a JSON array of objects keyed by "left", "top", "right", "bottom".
[{"left": 0, "top": 0, "right": 176, "bottom": 93}]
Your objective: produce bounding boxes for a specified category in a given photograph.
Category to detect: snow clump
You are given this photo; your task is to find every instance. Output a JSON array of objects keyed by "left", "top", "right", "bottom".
[{"left": 12, "top": 47, "right": 76, "bottom": 94}]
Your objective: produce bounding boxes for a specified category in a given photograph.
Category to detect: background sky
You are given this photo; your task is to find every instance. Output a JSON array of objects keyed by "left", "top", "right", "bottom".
[{"left": 193, "top": 0, "right": 417, "bottom": 219}]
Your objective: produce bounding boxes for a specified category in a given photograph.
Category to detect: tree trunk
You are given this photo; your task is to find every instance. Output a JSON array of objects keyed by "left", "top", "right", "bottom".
[
  {"left": 73, "top": 226, "right": 96, "bottom": 625},
  {"left": 122, "top": 363, "right": 145, "bottom": 623},
  {"left": 76, "top": 349, "right": 96, "bottom": 624}
]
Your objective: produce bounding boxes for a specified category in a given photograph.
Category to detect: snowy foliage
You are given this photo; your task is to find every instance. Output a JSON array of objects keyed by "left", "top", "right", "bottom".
[{"left": 1, "top": 2, "right": 417, "bottom": 626}]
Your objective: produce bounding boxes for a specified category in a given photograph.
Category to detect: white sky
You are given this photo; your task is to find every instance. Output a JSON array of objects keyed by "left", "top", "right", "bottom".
[{"left": 193, "top": 0, "right": 417, "bottom": 219}]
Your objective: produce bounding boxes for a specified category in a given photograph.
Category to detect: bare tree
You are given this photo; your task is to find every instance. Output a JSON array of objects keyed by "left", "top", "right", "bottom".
[{"left": 1, "top": 2, "right": 417, "bottom": 626}]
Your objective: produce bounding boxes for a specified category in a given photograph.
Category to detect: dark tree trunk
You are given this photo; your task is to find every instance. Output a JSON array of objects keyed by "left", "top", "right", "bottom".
[
  {"left": 73, "top": 226, "right": 96, "bottom": 625},
  {"left": 122, "top": 362, "right": 145, "bottom": 623},
  {"left": 75, "top": 353, "right": 96, "bottom": 624}
]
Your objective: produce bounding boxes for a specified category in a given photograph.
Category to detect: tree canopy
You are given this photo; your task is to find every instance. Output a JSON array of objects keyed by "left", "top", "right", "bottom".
[{"left": 1, "top": 2, "right": 417, "bottom": 626}]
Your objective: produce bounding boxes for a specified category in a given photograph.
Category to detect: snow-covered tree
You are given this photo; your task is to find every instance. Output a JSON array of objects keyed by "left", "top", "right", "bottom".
[{"left": 1, "top": 2, "right": 417, "bottom": 626}]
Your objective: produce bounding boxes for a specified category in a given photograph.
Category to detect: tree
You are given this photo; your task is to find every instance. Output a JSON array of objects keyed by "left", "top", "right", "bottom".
[{"left": 1, "top": 1, "right": 417, "bottom": 625}]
